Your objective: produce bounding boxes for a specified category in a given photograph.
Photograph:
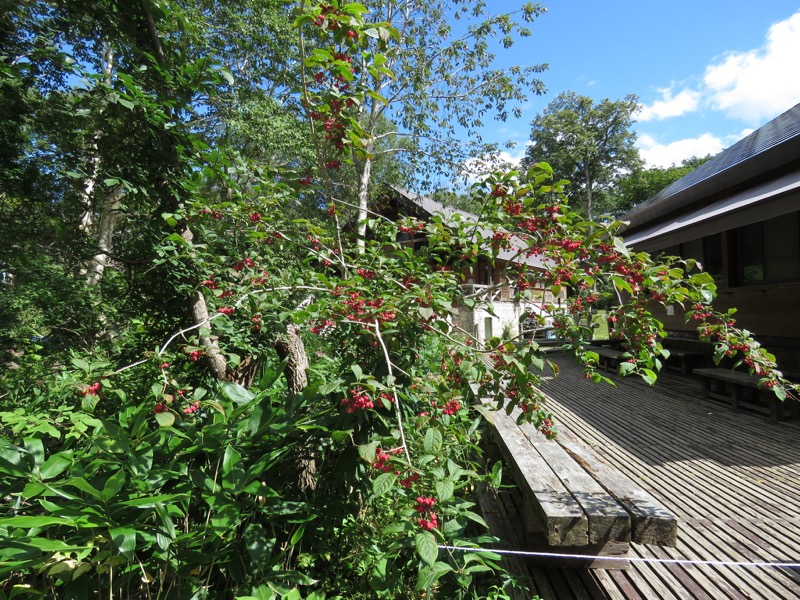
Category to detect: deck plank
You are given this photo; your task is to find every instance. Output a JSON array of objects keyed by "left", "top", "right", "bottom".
[{"left": 492, "top": 355, "right": 800, "bottom": 599}]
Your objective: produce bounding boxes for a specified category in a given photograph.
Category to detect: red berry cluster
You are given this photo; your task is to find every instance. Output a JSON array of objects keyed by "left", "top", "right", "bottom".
[
  {"left": 415, "top": 496, "right": 438, "bottom": 531},
  {"left": 182, "top": 401, "right": 200, "bottom": 415},
  {"left": 342, "top": 386, "right": 373, "bottom": 413},
  {"left": 489, "top": 230, "right": 512, "bottom": 251},
  {"left": 400, "top": 472, "right": 420, "bottom": 489},
  {"left": 187, "top": 349, "right": 203, "bottom": 362},
  {"left": 373, "top": 447, "right": 402, "bottom": 473},
  {"left": 441, "top": 399, "right": 461, "bottom": 415},
  {"left": 82, "top": 381, "right": 102, "bottom": 398},
  {"left": 310, "top": 319, "right": 335, "bottom": 335},
  {"left": 397, "top": 221, "right": 425, "bottom": 235},
  {"left": 356, "top": 268, "right": 376, "bottom": 279}
]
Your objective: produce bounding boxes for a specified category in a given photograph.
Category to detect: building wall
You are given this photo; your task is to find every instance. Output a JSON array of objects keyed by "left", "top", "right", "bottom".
[{"left": 647, "top": 208, "right": 800, "bottom": 340}]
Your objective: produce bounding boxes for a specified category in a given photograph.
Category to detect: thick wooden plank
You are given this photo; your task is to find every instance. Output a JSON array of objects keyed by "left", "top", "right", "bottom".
[
  {"left": 477, "top": 405, "right": 589, "bottom": 546},
  {"left": 518, "top": 420, "right": 631, "bottom": 546},
  {"left": 693, "top": 367, "right": 761, "bottom": 387},
  {"left": 554, "top": 429, "right": 678, "bottom": 546}
]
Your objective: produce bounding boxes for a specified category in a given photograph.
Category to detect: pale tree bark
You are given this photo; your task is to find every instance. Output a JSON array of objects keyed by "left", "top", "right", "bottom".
[
  {"left": 78, "top": 44, "right": 115, "bottom": 238},
  {"left": 179, "top": 225, "right": 227, "bottom": 380},
  {"left": 355, "top": 145, "right": 373, "bottom": 254},
  {"left": 188, "top": 289, "right": 228, "bottom": 380},
  {"left": 85, "top": 185, "right": 123, "bottom": 286},
  {"left": 274, "top": 324, "right": 315, "bottom": 492}
]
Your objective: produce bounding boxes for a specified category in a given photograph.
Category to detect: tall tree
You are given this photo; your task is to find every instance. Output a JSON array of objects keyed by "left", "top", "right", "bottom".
[{"left": 521, "top": 91, "right": 642, "bottom": 220}]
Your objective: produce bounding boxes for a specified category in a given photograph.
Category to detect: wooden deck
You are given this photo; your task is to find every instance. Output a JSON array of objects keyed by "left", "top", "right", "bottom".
[{"left": 487, "top": 356, "right": 800, "bottom": 599}]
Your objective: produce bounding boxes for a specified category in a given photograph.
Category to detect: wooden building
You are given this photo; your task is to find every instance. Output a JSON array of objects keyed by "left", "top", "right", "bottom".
[
  {"left": 620, "top": 102, "right": 800, "bottom": 371},
  {"left": 375, "top": 185, "right": 562, "bottom": 345}
]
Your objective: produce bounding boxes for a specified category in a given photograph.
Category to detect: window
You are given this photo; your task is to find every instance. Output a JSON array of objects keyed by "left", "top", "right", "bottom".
[
  {"left": 662, "top": 234, "right": 723, "bottom": 285},
  {"left": 731, "top": 212, "right": 800, "bottom": 285}
]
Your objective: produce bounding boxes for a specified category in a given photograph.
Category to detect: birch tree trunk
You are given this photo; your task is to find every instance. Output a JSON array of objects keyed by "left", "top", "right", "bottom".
[
  {"left": 85, "top": 185, "right": 123, "bottom": 286},
  {"left": 354, "top": 139, "right": 374, "bottom": 254}
]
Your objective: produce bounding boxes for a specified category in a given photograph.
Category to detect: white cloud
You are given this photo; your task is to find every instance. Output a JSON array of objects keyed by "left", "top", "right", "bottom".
[
  {"left": 638, "top": 87, "right": 701, "bottom": 122},
  {"left": 704, "top": 11, "right": 800, "bottom": 122},
  {"left": 637, "top": 133, "right": 725, "bottom": 168}
]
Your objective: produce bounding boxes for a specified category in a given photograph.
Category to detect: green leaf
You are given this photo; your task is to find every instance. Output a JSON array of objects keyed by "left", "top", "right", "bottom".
[
  {"left": 0, "top": 515, "right": 76, "bottom": 528},
  {"left": 39, "top": 451, "right": 73, "bottom": 480},
  {"left": 110, "top": 526, "right": 136, "bottom": 560},
  {"left": 641, "top": 368, "right": 658, "bottom": 386},
  {"left": 357, "top": 441, "right": 379, "bottom": 464},
  {"left": 462, "top": 511, "right": 488, "bottom": 528},
  {"left": 155, "top": 411, "right": 175, "bottom": 428},
  {"left": 23, "top": 438, "right": 44, "bottom": 467},
  {"left": 618, "top": 361, "right": 637, "bottom": 376},
  {"left": 372, "top": 472, "right": 397, "bottom": 497},
  {"left": 219, "top": 68, "right": 234, "bottom": 85},
  {"left": 220, "top": 381, "right": 255, "bottom": 405},
  {"left": 100, "top": 468, "right": 126, "bottom": 502},
  {"left": 423, "top": 428, "right": 442, "bottom": 455},
  {"left": 63, "top": 477, "right": 103, "bottom": 500},
  {"left": 415, "top": 531, "right": 438, "bottom": 565},
  {"left": 435, "top": 479, "right": 454, "bottom": 502},
  {"left": 490, "top": 461, "right": 503, "bottom": 487},
  {"left": 416, "top": 561, "right": 453, "bottom": 591}
]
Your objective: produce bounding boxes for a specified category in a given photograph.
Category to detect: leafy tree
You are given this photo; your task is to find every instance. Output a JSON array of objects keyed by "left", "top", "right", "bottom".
[
  {"left": 300, "top": 1, "right": 549, "bottom": 249},
  {"left": 521, "top": 91, "right": 642, "bottom": 220},
  {"left": 613, "top": 155, "right": 715, "bottom": 216}
]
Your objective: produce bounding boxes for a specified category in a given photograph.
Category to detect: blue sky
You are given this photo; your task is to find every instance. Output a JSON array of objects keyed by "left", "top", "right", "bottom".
[{"left": 480, "top": 0, "right": 800, "bottom": 169}]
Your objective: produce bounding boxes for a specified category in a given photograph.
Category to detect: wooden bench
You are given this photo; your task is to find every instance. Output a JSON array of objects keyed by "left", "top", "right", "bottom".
[
  {"left": 663, "top": 337, "right": 713, "bottom": 376},
  {"left": 585, "top": 345, "right": 625, "bottom": 373},
  {"left": 477, "top": 404, "right": 678, "bottom": 569},
  {"left": 663, "top": 348, "right": 707, "bottom": 376},
  {"left": 693, "top": 367, "right": 796, "bottom": 421}
]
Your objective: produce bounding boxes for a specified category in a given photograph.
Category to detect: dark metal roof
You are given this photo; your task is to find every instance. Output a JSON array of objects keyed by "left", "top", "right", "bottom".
[{"left": 622, "top": 102, "right": 800, "bottom": 233}]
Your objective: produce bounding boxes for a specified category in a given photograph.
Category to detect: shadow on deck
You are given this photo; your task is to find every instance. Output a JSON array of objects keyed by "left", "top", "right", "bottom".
[{"left": 488, "top": 356, "right": 800, "bottom": 599}]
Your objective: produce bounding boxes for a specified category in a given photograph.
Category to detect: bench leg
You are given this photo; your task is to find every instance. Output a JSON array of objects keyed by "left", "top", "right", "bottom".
[
  {"left": 731, "top": 385, "right": 742, "bottom": 410},
  {"left": 699, "top": 377, "right": 711, "bottom": 399},
  {"left": 769, "top": 396, "right": 782, "bottom": 421}
]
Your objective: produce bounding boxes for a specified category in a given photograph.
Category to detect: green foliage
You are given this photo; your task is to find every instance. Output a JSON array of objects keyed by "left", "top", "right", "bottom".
[
  {"left": 521, "top": 91, "right": 643, "bottom": 220},
  {"left": 1, "top": 2, "right": 797, "bottom": 599}
]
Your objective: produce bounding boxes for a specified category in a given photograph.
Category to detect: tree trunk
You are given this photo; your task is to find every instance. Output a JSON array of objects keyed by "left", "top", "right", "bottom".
[
  {"left": 584, "top": 163, "right": 593, "bottom": 223},
  {"left": 274, "top": 324, "right": 315, "bottom": 492},
  {"left": 188, "top": 289, "right": 228, "bottom": 380},
  {"left": 355, "top": 140, "right": 374, "bottom": 254},
  {"left": 78, "top": 44, "right": 114, "bottom": 238},
  {"left": 274, "top": 324, "right": 309, "bottom": 396},
  {"left": 85, "top": 185, "right": 123, "bottom": 286}
]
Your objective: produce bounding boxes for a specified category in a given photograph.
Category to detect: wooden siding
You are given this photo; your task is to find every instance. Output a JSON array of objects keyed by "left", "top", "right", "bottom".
[
  {"left": 653, "top": 282, "right": 800, "bottom": 340},
  {"left": 484, "top": 356, "right": 800, "bottom": 599}
]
